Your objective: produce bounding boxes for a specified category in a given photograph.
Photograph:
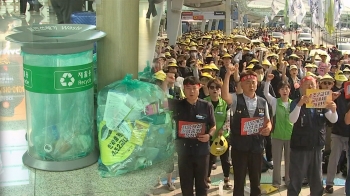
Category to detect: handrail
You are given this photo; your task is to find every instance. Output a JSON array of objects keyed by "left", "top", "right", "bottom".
[{"left": 322, "top": 31, "right": 350, "bottom": 45}]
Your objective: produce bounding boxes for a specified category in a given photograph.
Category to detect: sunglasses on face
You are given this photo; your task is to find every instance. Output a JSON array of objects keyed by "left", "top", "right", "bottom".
[
  {"left": 209, "top": 85, "right": 220, "bottom": 90},
  {"left": 322, "top": 81, "right": 333, "bottom": 85}
]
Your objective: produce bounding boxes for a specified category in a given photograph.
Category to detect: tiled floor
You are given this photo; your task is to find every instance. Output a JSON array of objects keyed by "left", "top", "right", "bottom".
[{"left": 0, "top": 0, "right": 346, "bottom": 196}]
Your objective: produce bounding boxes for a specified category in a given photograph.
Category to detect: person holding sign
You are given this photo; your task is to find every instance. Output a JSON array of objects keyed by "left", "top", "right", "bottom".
[
  {"left": 221, "top": 64, "right": 272, "bottom": 196},
  {"left": 264, "top": 71, "right": 293, "bottom": 187},
  {"left": 288, "top": 76, "right": 338, "bottom": 196},
  {"left": 203, "top": 78, "right": 232, "bottom": 190},
  {"left": 170, "top": 76, "right": 216, "bottom": 196},
  {"left": 318, "top": 74, "right": 335, "bottom": 154}
]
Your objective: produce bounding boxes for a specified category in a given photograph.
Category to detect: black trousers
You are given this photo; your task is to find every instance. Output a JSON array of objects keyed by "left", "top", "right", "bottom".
[
  {"left": 178, "top": 154, "right": 209, "bottom": 196},
  {"left": 20, "top": 0, "right": 28, "bottom": 14},
  {"left": 231, "top": 149, "right": 262, "bottom": 196},
  {"left": 146, "top": 0, "right": 157, "bottom": 18},
  {"left": 50, "top": 0, "right": 83, "bottom": 24},
  {"left": 208, "top": 142, "right": 230, "bottom": 178},
  {"left": 265, "top": 135, "right": 272, "bottom": 162}
]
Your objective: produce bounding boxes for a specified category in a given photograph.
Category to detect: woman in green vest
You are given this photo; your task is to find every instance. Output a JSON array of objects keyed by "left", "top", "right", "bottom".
[
  {"left": 204, "top": 78, "right": 232, "bottom": 189},
  {"left": 264, "top": 72, "right": 293, "bottom": 188}
]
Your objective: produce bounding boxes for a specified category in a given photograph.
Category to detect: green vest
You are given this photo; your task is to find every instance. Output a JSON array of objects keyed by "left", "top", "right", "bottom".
[
  {"left": 204, "top": 97, "right": 229, "bottom": 141},
  {"left": 272, "top": 98, "right": 293, "bottom": 140}
]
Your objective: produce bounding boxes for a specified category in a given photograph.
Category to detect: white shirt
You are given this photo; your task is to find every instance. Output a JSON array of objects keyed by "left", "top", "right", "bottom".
[{"left": 230, "top": 93, "right": 270, "bottom": 119}]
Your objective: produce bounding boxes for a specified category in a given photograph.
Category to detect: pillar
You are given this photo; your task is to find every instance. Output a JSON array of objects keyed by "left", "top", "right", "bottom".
[
  {"left": 208, "top": 19, "right": 213, "bottom": 31},
  {"left": 177, "top": 18, "right": 182, "bottom": 38},
  {"left": 201, "top": 19, "right": 206, "bottom": 32},
  {"left": 225, "top": 0, "right": 232, "bottom": 36},
  {"left": 167, "top": 0, "right": 184, "bottom": 45},
  {"left": 215, "top": 19, "right": 220, "bottom": 30},
  {"left": 96, "top": 0, "right": 139, "bottom": 90}
]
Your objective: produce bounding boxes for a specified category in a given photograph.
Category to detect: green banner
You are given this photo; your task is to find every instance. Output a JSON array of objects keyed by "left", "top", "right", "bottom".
[{"left": 23, "top": 63, "right": 93, "bottom": 94}]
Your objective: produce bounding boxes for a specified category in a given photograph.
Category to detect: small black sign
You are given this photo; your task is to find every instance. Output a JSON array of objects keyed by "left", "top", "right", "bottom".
[{"left": 214, "top": 11, "right": 225, "bottom": 15}]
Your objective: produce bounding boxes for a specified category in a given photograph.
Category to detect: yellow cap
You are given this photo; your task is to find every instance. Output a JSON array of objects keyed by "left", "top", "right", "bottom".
[
  {"left": 222, "top": 53, "right": 232, "bottom": 58},
  {"left": 306, "top": 71, "right": 316, "bottom": 77},
  {"left": 243, "top": 47, "right": 250, "bottom": 51},
  {"left": 246, "top": 63, "right": 255, "bottom": 69},
  {"left": 305, "top": 64, "right": 313, "bottom": 68},
  {"left": 262, "top": 59, "right": 271, "bottom": 66},
  {"left": 289, "top": 54, "right": 300, "bottom": 59},
  {"left": 201, "top": 72, "right": 214, "bottom": 79},
  {"left": 267, "top": 53, "right": 279, "bottom": 58},
  {"left": 210, "top": 136, "right": 228, "bottom": 156},
  {"left": 164, "top": 52, "right": 171, "bottom": 56},
  {"left": 189, "top": 42, "right": 197, "bottom": 47},
  {"left": 202, "top": 65, "right": 213, "bottom": 70},
  {"left": 153, "top": 70, "right": 166, "bottom": 81},
  {"left": 168, "top": 58, "right": 176, "bottom": 64},
  {"left": 290, "top": 65, "right": 298, "bottom": 70},
  {"left": 167, "top": 63, "right": 178, "bottom": 67},
  {"left": 206, "top": 54, "right": 213, "bottom": 58},
  {"left": 249, "top": 58, "right": 259, "bottom": 63},
  {"left": 189, "top": 46, "right": 197, "bottom": 51},
  {"left": 320, "top": 73, "right": 334, "bottom": 81},
  {"left": 335, "top": 73, "right": 348, "bottom": 82},
  {"left": 343, "top": 67, "right": 350, "bottom": 72},
  {"left": 209, "top": 63, "right": 219, "bottom": 71}
]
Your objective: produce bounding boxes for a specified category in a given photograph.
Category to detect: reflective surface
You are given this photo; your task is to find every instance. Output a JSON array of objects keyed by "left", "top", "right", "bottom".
[{"left": 0, "top": 0, "right": 346, "bottom": 196}]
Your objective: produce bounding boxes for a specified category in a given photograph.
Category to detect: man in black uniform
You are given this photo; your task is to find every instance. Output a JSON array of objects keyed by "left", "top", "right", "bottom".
[
  {"left": 170, "top": 76, "right": 216, "bottom": 196},
  {"left": 222, "top": 65, "right": 272, "bottom": 196}
]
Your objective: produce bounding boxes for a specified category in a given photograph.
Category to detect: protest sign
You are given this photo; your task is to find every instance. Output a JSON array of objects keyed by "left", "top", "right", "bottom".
[
  {"left": 178, "top": 121, "right": 205, "bottom": 138},
  {"left": 345, "top": 82, "right": 350, "bottom": 99},
  {"left": 306, "top": 89, "right": 332, "bottom": 108},
  {"left": 241, "top": 117, "right": 264, "bottom": 136}
]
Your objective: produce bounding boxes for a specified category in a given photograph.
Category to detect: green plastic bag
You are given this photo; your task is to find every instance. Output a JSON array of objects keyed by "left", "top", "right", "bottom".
[{"left": 97, "top": 75, "right": 175, "bottom": 177}]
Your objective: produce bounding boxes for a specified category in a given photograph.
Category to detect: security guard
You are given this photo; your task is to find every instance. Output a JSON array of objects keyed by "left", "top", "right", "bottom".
[
  {"left": 288, "top": 76, "right": 338, "bottom": 196},
  {"left": 222, "top": 64, "right": 272, "bottom": 196},
  {"left": 170, "top": 76, "right": 216, "bottom": 196}
]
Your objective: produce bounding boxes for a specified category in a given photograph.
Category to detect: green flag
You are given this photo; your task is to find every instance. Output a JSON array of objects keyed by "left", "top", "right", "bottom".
[
  {"left": 325, "top": 0, "right": 335, "bottom": 35},
  {"left": 284, "top": 0, "right": 289, "bottom": 27}
]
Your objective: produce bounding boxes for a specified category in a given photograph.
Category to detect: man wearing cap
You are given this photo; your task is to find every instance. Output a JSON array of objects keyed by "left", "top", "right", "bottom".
[
  {"left": 222, "top": 65, "right": 272, "bottom": 196},
  {"left": 288, "top": 75, "right": 338, "bottom": 196},
  {"left": 170, "top": 76, "right": 216, "bottom": 196},
  {"left": 333, "top": 71, "right": 348, "bottom": 92},
  {"left": 219, "top": 53, "right": 238, "bottom": 93}
]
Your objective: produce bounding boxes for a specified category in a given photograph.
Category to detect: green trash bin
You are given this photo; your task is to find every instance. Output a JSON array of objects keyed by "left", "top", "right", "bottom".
[{"left": 6, "top": 24, "right": 106, "bottom": 171}]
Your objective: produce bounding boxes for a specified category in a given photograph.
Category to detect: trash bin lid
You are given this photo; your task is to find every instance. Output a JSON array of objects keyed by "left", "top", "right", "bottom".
[{"left": 6, "top": 24, "right": 106, "bottom": 54}]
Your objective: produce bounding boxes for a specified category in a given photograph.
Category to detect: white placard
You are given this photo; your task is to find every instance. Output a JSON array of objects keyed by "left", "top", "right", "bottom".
[{"left": 104, "top": 91, "right": 132, "bottom": 130}]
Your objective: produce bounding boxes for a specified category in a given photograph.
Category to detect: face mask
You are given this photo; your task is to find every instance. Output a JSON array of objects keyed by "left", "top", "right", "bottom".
[
  {"left": 345, "top": 74, "right": 350, "bottom": 79},
  {"left": 191, "top": 52, "right": 197, "bottom": 57},
  {"left": 311, "top": 68, "right": 316, "bottom": 72},
  {"left": 257, "top": 74, "right": 264, "bottom": 82}
]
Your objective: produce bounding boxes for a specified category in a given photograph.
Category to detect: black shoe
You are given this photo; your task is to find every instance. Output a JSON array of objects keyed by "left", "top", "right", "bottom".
[{"left": 325, "top": 185, "right": 334, "bottom": 194}]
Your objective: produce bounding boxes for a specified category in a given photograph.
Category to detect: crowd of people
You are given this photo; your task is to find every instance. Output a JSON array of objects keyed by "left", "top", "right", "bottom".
[{"left": 149, "top": 29, "right": 350, "bottom": 196}]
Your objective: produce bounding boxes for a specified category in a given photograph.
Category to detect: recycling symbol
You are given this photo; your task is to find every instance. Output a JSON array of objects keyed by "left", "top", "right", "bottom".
[{"left": 60, "top": 73, "right": 75, "bottom": 87}]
